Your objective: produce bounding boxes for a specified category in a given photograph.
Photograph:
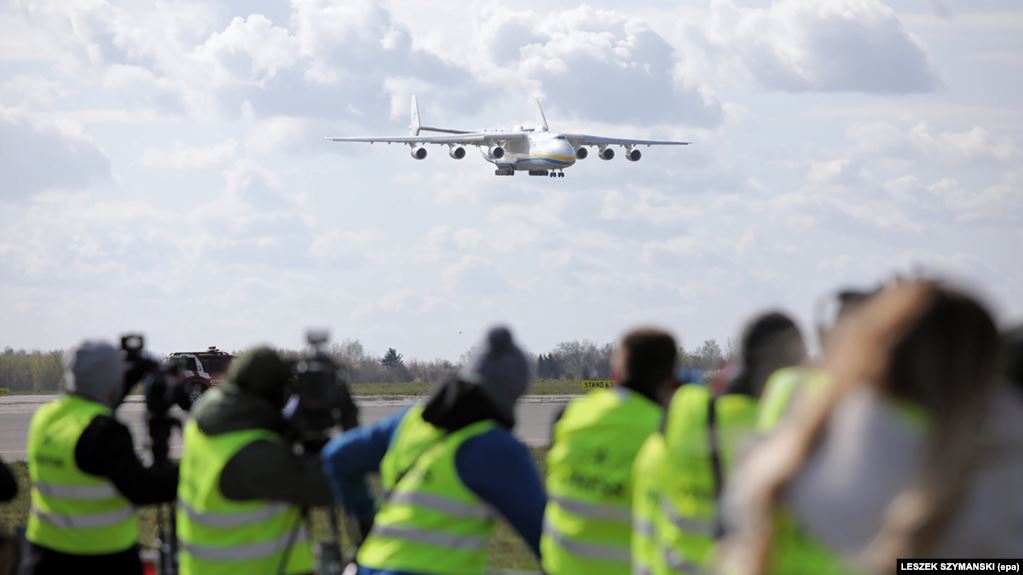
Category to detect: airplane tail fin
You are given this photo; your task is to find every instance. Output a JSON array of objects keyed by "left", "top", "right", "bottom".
[
  {"left": 410, "top": 94, "right": 422, "bottom": 136},
  {"left": 535, "top": 97, "right": 549, "bottom": 132}
]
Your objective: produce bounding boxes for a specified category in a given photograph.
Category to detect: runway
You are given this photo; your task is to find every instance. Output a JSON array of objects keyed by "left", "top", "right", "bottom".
[{"left": 0, "top": 395, "right": 569, "bottom": 460}]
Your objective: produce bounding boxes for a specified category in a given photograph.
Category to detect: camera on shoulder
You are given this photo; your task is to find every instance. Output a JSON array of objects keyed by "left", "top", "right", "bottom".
[{"left": 284, "top": 330, "right": 360, "bottom": 453}]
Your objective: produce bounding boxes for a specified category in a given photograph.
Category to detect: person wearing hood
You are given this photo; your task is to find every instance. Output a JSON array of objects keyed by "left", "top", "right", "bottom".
[
  {"left": 21, "top": 340, "right": 179, "bottom": 575},
  {"left": 176, "top": 346, "right": 334, "bottom": 575},
  {"left": 320, "top": 326, "right": 545, "bottom": 575}
]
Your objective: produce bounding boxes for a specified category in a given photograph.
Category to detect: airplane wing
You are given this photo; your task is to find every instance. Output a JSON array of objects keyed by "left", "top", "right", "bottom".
[
  {"left": 562, "top": 133, "right": 691, "bottom": 147},
  {"left": 324, "top": 132, "right": 526, "bottom": 145}
]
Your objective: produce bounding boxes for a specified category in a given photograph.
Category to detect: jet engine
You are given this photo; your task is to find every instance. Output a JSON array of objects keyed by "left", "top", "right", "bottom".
[
  {"left": 490, "top": 146, "right": 505, "bottom": 159},
  {"left": 575, "top": 147, "right": 588, "bottom": 160},
  {"left": 449, "top": 146, "right": 466, "bottom": 160},
  {"left": 626, "top": 149, "right": 642, "bottom": 162},
  {"left": 410, "top": 146, "right": 428, "bottom": 160},
  {"left": 599, "top": 147, "right": 615, "bottom": 160}
]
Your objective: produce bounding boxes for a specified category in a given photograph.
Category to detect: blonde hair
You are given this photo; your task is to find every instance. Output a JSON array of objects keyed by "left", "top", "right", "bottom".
[{"left": 733, "top": 280, "right": 1000, "bottom": 574}]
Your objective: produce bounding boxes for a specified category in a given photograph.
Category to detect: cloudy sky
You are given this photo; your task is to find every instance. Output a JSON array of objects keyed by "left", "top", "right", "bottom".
[{"left": 1, "top": 0, "right": 1021, "bottom": 360}]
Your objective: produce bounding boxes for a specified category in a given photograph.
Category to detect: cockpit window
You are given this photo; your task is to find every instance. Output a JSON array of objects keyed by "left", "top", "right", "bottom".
[{"left": 554, "top": 135, "right": 567, "bottom": 140}]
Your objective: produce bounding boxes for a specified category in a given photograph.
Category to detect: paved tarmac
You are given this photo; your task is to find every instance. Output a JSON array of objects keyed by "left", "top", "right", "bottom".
[{"left": 0, "top": 394, "right": 568, "bottom": 460}]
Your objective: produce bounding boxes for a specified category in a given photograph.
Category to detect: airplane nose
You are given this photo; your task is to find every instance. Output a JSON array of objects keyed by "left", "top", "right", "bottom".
[{"left": 559, "top": 141, "right": 577, "bottom": 161}]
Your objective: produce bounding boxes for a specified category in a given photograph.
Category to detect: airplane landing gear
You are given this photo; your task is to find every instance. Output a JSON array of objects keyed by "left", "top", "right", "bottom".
[{"left": 494, "top": 168, "right": 515, "bottom": 176}]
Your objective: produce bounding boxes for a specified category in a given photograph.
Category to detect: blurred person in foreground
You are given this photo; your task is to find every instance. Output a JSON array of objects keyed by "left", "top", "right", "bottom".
[
  {"left": 320, "top": 326, "right": 545, "bottom": 575},
  {"left": 1004, "top": 324, "right": 1023, "bottom": 394},
  {"left": 632, "top": 312, "right": 806, "bottom": 575},
  {"left": 722, "top": 280, "right": 1022, "bottom": 574},
  {"left": 1, "top": 454, "right": 18, "bottom": 574},
  {"left": 176, "top": 347, "right": 334, "bottom": 575},
  {"left": 22, "top": 341, "right": 178, "bottom": 575},
  {"left": 757, "top": 289, "right": 875, "bottom": 431},
  {"left": 0, "top": 455, "right": 15, "bottom": 503},
  {"left": 543, "top": 328, "right": 678, "bottom": 575}
]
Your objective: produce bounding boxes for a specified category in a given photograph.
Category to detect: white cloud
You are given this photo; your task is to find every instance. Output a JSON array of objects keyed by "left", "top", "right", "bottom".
[
  {"left": 0, "top": 75, "right": 62, "bottom": 107},
  {"left": 705, "top": 0, "right": 940, "bottom": 93},
  {"left": 141, "top": 140, "right": 238, "bottom": 169},
  {"left": 0, "top": 108, "right": 111, "bottom": 199},
  {"left": 472, "top": 5, "right": 723, "bottom": 127},
  {"left": 194, "top": 14, "right": 299, "bottom": 87},
  {"left": 443, "top": 256, "right": 510, "bottom": 295}
]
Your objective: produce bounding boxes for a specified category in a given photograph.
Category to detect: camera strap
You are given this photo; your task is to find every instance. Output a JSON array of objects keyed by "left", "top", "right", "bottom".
[{"left": 706, "top": 394, "right": 725, "bottom": 539}]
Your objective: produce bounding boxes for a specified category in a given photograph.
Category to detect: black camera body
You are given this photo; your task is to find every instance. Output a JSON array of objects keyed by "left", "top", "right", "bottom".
[
  {"left": 121, "top": 334, "right": 185, "bottom": 416},
  {"left": 284, "top": 330, "right": 359, "bottom": 452}
]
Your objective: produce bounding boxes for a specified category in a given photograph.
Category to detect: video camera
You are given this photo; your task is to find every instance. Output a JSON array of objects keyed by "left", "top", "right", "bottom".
[
  {"left": 120, "top": 334, "right": 182, "bottom": 575},
  {"left": 283, "top": 330, "right": 359, "bottom": 452},
  {"left": 120, "top": 334, "right": 186, "bottom": 417}
]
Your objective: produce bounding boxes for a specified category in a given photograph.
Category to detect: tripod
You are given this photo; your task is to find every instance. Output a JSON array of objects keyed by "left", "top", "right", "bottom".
[
  {"left": 276, "top": 441, "right": 361, "bottom": 575},
  {"left": 147, "top": 411, "right": 181, "bottom": 575}
]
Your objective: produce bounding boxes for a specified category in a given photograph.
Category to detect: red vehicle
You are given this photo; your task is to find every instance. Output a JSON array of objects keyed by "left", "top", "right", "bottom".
[{"left": 166, "top": 347, "right": 234, "bottom": 409}]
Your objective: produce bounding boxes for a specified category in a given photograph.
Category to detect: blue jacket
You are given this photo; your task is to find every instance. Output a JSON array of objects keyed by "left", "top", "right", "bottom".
[{"left": 321, "top": 407, "right": 547, "bottom": 575}]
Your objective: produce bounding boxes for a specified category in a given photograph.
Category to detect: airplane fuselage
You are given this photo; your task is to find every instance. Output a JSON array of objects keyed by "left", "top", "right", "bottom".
[{"left": 482, "top": 132, "right": 577, "bottom": 172}]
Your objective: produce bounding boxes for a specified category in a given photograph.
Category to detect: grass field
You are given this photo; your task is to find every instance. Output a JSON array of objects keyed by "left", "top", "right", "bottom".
[{"left": 1, "top": 449, "right": 549, "bottom": 570}]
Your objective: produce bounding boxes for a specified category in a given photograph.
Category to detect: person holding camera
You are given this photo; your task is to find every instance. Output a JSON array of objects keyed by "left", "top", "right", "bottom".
[
  {"left": 21, "top": 340, "right": 179, "bottom": 575},
  {"left": 320, "top": 326, "right": 546, "bottom": 575},
  {"left": 176, "top": 346, "right": 334, "bottom": 575}
]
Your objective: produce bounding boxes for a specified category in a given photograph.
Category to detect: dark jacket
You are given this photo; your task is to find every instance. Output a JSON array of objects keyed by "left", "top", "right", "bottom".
[
  {"left": 0, "top": 455, "right": 16, "bottom": 502},
  {"left": 22, "top": 404, "right": 179, "bottom": 575},
  {"left": 191, "top": 386, "right": 334, "bottom": 506},
  {"left": 322, "top": 379, "right": 547, "bottom": 575}
]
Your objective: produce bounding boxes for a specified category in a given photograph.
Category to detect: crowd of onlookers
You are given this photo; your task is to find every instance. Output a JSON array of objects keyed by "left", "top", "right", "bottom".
[{"left": 1, "top": 276, "right": 1020, "bottom": 575}]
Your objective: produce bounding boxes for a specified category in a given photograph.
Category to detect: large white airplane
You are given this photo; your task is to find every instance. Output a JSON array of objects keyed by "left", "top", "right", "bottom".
[{"left": 325, "top": 96, "right": 690, "bottom": 177}]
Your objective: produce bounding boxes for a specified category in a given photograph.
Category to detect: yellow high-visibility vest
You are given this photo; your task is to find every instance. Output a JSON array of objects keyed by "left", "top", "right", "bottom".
[
  {"left": 358, "top": 405, "right": 498, "bottom": 575},
  {"left": 177, "top": 420, "right": 313, "bottom": 575},
  {"left": 657, "top": 386, "right": 757, "bottom": 574},
  {"left": 542, "top": 387, "right": 662, "bottom": 575},
  {"left": 27, "top": 395, "right": 139, "bottom": 555}
]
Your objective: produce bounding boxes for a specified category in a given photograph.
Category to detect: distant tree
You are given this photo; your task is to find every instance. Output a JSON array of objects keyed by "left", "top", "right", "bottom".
[
  {"left": 536, "top": 353, "right": 564, "bottom": 379},
  {"left": 380, "top": 348, "right": 411, "bottom": 382},
  {"left": 688, "top": 339, "right": 726, "bottom": 371},
  {"left": 381, "top": 348, "right": 405, "bottom": 369}
]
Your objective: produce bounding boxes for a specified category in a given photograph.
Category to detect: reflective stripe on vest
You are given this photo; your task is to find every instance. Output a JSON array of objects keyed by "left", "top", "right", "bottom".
[
  {"left": 663, "top": 546, "right": 701, "bottom": 574},
  {"left": 358, "top": 405, "right": 499, "bottom": 575},
  {"left": 32, "top": 507, "right": 135, "bottom": 529},
  {"left": 659, "top": 495, "right": 715, "bottom": 537},
  {"left": 542, "top": 387, "right": 663, "bottom": 575},
  {"left": 388, "top": 491, "right": 494, "bottom": 521},
  {"left": 371, "top": 525, "right": 488, "bottom": 551},
  {"left": 550, "top": 495, "right": 631, "bottom": 522},
  {"left": 33, "top": 482, "right": 118, "bottom": 500},
  {"left": 178, "top": 499, "right": 289, "bottom": 528},
  {"left": 177, "top": 420, "right": 313, "bottom": 575},
  {"left": 181, "top": 528, "right": 308, "bottom": 561},
  {"left": 26, "top": 395, "right": 138, "bottom": 555},
  {"left": 543, "top": 518, "right": 630, "bottom": 562}
]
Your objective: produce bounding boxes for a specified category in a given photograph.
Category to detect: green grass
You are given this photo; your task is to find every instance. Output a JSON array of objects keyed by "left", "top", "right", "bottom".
[
  {"left": 350, "top": 379, "right": 587, "bottom": 397},
  {"left": 1, "top": 450, "right": 549, "bottom": 570}
]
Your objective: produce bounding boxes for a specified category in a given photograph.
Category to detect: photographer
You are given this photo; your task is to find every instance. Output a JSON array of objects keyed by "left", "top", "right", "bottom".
[
  {"left": 21, "top": 340, "right": 178, "bottom": 575},
  {"left": 321, "top": 326, "right": 546, "bottom": 575},
  {"left": 176, "top": 346, "right": 333, "bottom": 575}
]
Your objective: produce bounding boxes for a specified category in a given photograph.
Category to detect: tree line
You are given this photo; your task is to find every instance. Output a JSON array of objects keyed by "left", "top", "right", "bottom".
[{"left": 0, "top": 339, "right": 733, "bottom": 392}]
